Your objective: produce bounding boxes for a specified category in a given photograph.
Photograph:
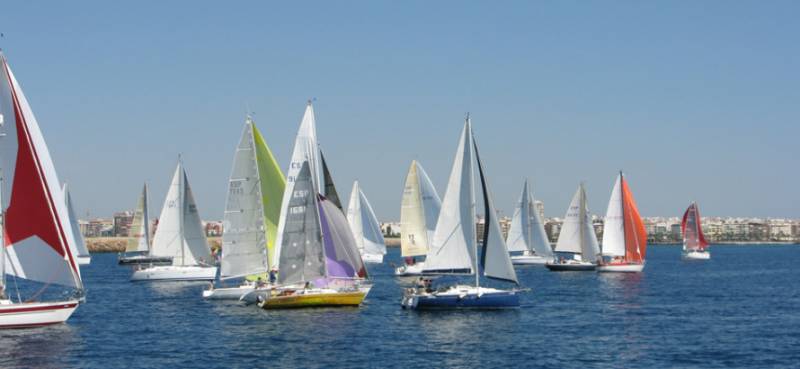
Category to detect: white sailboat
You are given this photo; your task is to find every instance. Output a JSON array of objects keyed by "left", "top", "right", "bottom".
[
  {"left": 252, "top": 102, "right": 370, "bottom": 309},
  {"left": 118, "top": 184, "right": 172, "bottom": 265},
  {"left": 597, "top": 172, "right": 647, "bottom": 272},
  {"left": 402, "top": 117, "right": 521, "bottom": 310},
  {"left": 507, "top": 179, "right": 554, "bottom": 265},
  {"left": 0, "top": 51, "right": 85, "bottom": 328},
  {"left": 682, "top": 202, "right": 710, "bottom": 260},
  {"left": 130, "top": 161, "right": 217, "bottom": 281},
  {"left": 545, "top": 184, "right": 600, "bottom": 271},
  {"left": 62, "top": 184, "right": 91, "bottom": 265},
  {"left": 203, "top": 117, "right": 285, "bottom": 299},
  {"left": 346, "top": 181, "right": 386, "bottom": 264},
  {"left": 395, "top": 160, "right": 441, "bottom": 276}
]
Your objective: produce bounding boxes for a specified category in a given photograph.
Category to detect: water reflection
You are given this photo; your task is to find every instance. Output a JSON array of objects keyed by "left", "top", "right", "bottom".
[{"left": 0, "top": 324, "right": 81, "bottom": 369}]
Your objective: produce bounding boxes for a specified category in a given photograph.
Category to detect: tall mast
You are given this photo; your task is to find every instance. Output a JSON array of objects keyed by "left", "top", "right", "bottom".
[
  {"left": 579, "top": 183, "right": 586, "bottom": 258},
  {"left": 467, "top": 116, "right": 478, "bottom": 289},
  {"left": 0, "top": 172, "right": 5, "bottom": 294},
  {"left": 619, "top": 171, "right": 626, "bottom": 261},
  {"left": 178, "top": 159, "right": 185, "bottom": 266}
]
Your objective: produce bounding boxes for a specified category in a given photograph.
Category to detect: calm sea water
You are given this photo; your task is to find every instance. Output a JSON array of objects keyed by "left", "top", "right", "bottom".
[{"left": 1, "top": 245, "right": 798, "bottom": 368}]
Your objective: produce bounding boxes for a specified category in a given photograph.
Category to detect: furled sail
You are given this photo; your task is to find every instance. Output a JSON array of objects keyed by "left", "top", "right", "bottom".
[
  {"left": 273, "top": 102, "right": 321, "bottom": 269},
  {"left": 150, "top": 163, "right": 212, "bottom": 266},
  {"left": 399, "top": 160, "right": 441, "bottom": 257},
  {"left": 63, "top": 184, "right": 91, "bottom": 261},
  {"left": 423, "top": 121, "right": 476, "bottom": 274},
  {"left": 347, "top": 181, "right": 387, "bottom": 258},
  {"left": 277, "top": 162, "right": 325, "bottom": 285},
  {"left": 682, "top": 202, "right": 708, "bottom": 252},
  {"left": 0, "top": 52, "right": 82, "bottom": 288},
  {"left": 126, "top": 184, "right": 151, "bottom": 253}
]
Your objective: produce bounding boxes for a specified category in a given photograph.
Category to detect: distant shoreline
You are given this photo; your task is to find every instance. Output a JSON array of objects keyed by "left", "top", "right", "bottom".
[{"left": 86, "top": 237, "right": 796, "bottom": 253}]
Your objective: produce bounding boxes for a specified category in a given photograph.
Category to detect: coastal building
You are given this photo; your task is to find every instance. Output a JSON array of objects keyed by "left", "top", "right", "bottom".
[
  {"left": 204, "top": 220, "right": 223, "bottom": 237},
  {"left": 113, "top": 211, "right": 134, "bottom": 237}
]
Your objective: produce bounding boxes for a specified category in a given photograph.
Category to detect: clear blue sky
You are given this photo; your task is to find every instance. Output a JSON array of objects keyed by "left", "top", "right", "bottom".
[{"left": 2, "top": 1, "right": 798, "bottom": 220}]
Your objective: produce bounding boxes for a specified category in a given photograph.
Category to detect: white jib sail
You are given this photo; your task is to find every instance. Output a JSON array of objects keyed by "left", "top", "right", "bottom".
[
  {"left": 601, "top": 174, "right": 625, "bottom": 257},
  {"left": 347, "top": 181, "right": 386, "bottom": 257},
  {"left": 423, "top": 121, "right": 476, "bottom": 274},
  {"left": 62, "top": 184, "right": 90, "bottom": 259},
  {"left": 554, "top": 185, "right": 585, "bottom": 255},
  {"left": 272, "top": 102, "right": 321, "bottom": 269},
  {"left": 580, "top": 186, "right": 601, "bottom": 262},
  {"left": 220, "top": 122, "right": 268, "bottom": 279},
  {"left": 529, "top": 186, "right": 554, "bottom": 258}
]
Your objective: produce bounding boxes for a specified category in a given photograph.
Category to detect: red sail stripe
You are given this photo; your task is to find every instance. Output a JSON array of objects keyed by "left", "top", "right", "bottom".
[{"left": 1, "top": 59, "right": 80, "bottom": 279}]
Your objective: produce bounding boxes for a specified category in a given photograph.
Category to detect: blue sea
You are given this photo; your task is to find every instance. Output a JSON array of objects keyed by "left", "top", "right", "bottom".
[{"left": 1, "top": 245, "right": 798, "bottom": 368}]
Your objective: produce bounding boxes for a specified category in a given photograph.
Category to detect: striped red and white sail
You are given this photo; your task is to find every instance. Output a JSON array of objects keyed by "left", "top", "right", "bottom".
[
  {"left": 0, "top": 53, "right": 82, "bottom": 288},
  {"left": 681, "top": 203, "right": 708, "bottom": 252}
]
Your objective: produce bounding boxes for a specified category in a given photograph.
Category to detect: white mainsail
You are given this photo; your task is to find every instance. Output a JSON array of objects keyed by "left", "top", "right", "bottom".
[
  {"left": 220, "top": 121, "right": 268, "bottom": 279},
  {"left": 126, "top": 184, "right": 151, "bottom": 253},
  {"left": 151, "top": 163, "right": 212, "bottom": 266},
  {"left": 554, "top": 184, "right": 599, "bottom": 262},
  {"left": 399, "top": 160, "right": 441, "bottom": 258},
  {"left": 506, "top": 181, "right": 533, "bottom": 253},
  {"left": 272, "top": 102, "right": 322, "bottom": 269},
  {"left": 423, "top": 121, "right": 476, "bottom": 274},
  {"left": 0, "top": 53, "right": 82, "bottom": 289},
  {"left": 346, "top": 181, "right": 386, "bottom": 258},
  {"left": 62, "top": 184, "right": 91, "bottom": 262},
  {"left": 601, "top": 174, "right": 625, "bottom": 257}
]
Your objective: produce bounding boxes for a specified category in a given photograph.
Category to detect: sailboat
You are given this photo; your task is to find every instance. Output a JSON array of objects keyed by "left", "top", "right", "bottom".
[
  {"left": 395, "top": 160, "right": 441, "bottom": 276},
  {"left": 118, "top": 184, "right": 172, "bottom": 265},
  {"left": 0, "top": 51, "right": 85, "bottom": 328},
  {"left": 401, "top": 117, "right": 521, "bottom": 310},
  {"left": 507, "top": 179, "right": 554, "bottom": 265},
  {"left": 130, "top": 161, "right": 217, "bottom": 281},
  {"left": 682, "top": 202, "right": 710, "bottom": 260},
  {"left": 597, "top": 172, "right": 647, "bottom": 272},
  {"left": 545, "top": 184, "right": 600, "bottom": 271},
  {"left": 346, "top": 181, "right": 386, "bottom": 264},
  {"left": 62, "top": 184, "right": 91, "bottom": 265},
  {"left": 255, "top": 102, "right": 370, "bottom": 309},
  {"left": 203, "top": 117, "right": 285, "bottom": 299}
]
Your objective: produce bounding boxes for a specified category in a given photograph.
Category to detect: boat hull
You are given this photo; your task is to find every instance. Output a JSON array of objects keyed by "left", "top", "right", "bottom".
[
  {"left": 131, "top": 265, "right": 217, "bottom": 281},
  {"left": 545, "top": 262, "right": 596, "bottom": 271},
  {"left": 0, "top": 300, "right": 79, "bottom": 329},
  {"left": 360, "top": 253, "right": 384, "bottom": 264},
  {"left": 202, "top": 284, "right": 257, "bottom": 300},
  {"left": 402, "top": 286, "right": 520, "bottom": 310},
  {"left": 118, "top": 254, "right": 173, "bottom": 266},
  {"left": 395, "top": 262, "right": 425, "bottom": 276},
  {"left": 683, "top": 250, "right": 711, "bottom": 260},
  {"left": 259, "top": 289, "right": 367, "bottom": 309},
  {"left": 511, "top": 254, "right": 551, "bottom": 265},
  {"left": 596, "top": 263, "right": 645, "bottom": 273}
]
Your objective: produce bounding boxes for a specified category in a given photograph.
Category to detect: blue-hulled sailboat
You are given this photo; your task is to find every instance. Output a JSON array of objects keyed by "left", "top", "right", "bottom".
[{"left": 401, "top": 116, "right": 522, "bottom": 310}]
